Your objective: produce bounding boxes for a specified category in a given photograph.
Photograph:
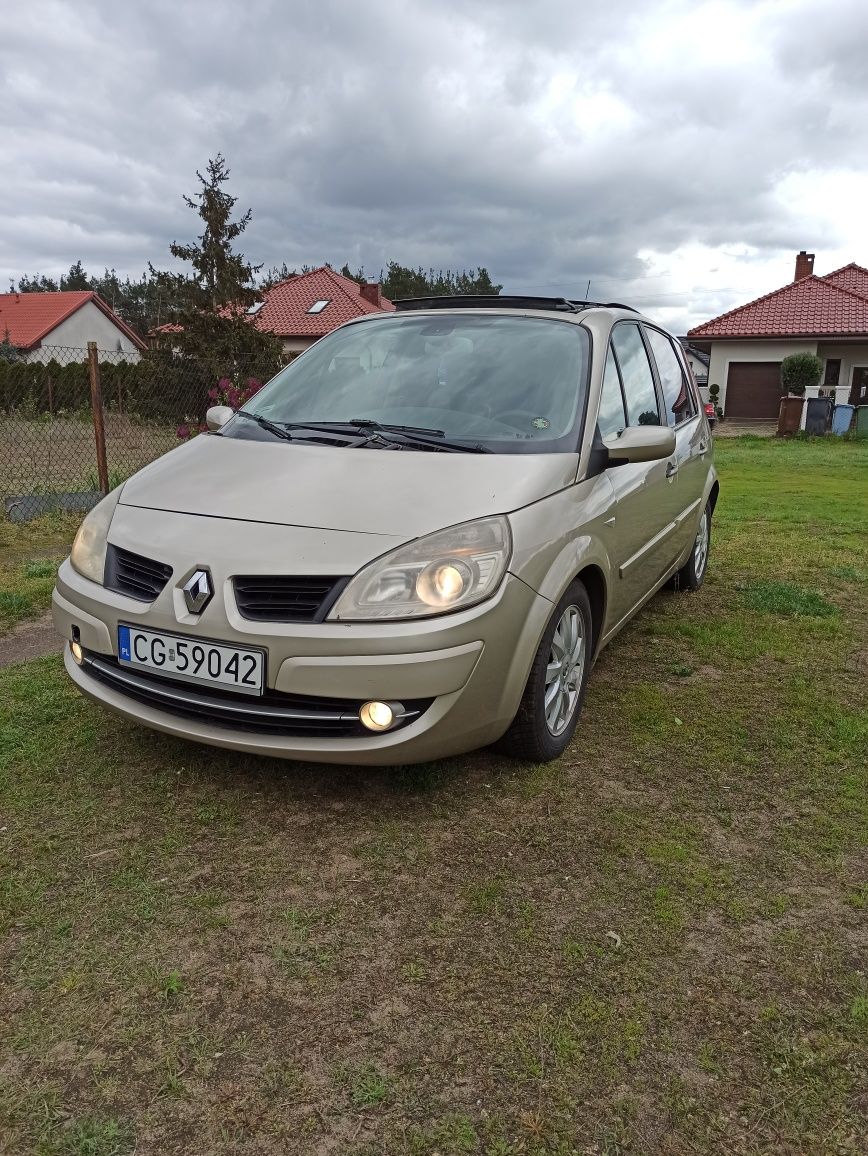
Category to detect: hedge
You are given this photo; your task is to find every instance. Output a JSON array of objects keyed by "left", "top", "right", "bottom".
[{"left": 0, "top": 353, "right": 281, "bottom": 423}]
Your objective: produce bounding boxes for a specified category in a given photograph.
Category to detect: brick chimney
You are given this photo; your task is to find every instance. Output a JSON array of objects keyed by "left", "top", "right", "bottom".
[
  {"left": 794, "top": 250, "right": 815, "bottom": 281},
  {"left": 359, "top": 282, "right": 382, "bottom": 307}
]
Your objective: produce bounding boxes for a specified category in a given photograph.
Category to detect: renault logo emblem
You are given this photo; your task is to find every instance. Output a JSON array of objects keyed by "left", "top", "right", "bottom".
[{"left": 182, "top": 569, "right": 213, "bottom": 614}]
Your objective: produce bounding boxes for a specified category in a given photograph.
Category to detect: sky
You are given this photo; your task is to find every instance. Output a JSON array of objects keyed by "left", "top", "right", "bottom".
[{"left": 3, "top": 0, "right": 868, "bottom": 333}]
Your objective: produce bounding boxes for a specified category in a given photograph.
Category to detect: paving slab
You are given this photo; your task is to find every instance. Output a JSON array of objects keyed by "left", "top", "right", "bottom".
[{"left": 714, "top": 421, "right": 777, "bottom": 438}]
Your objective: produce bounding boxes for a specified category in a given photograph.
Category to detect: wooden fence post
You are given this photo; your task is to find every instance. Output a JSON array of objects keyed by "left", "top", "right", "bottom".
[{"left": 87, "top": 342, "right": 110, "bottom": 494}]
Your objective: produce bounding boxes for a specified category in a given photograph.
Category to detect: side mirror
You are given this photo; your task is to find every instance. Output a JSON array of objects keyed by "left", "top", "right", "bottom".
[
  {"left": 604, "top": 425, "right": 675, "bottom": 465},
  {"left": 205, "top": 405, "right": 234, "bottom": 431}
]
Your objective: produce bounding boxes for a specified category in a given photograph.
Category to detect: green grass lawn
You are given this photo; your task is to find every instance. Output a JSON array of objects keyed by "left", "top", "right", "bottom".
[
  {"left": 0, "top": 413, "right": 175, "bottom": 498},
  {"left": 1, "top": 438, "right": 866, "bottom": 1155},
  {"left": 0, "top": 514, "right": 79, "bottom": 632}
]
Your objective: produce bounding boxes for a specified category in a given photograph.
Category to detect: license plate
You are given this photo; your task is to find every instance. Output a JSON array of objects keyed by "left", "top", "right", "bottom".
[{"left": 117, "top": 625, "right": 265, "bottom": 695}]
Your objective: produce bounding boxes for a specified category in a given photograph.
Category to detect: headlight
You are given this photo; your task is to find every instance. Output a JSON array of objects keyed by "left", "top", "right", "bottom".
[
  {"left": 329, "top": 516, "right": 511, "bottom": 621},
  {"left": 70, "top": 487, "right": 123, "bottom": 584}
]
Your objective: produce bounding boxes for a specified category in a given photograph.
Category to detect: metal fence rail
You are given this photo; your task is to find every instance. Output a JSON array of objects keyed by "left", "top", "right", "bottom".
[{"left": 0, "top": 344, "right": 279, "bottom": 521}]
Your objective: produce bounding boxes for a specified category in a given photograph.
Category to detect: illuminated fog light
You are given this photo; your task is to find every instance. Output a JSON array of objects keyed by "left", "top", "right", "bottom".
[
  {"left": 70, "top": 640, "right": 84, "bottom": 664},
  {"left": 359, "top": 700, "right": 395, "bottom": 732}
]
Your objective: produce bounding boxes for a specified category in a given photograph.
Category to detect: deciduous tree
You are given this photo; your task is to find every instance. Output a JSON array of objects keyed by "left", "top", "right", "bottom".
[{"left": 379, "top": 262, "right": 502, "bottom": 300}]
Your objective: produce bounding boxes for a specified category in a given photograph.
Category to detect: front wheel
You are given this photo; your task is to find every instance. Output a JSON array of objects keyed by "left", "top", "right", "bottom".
[
  {"left": 498, "top": 580, "right": 593, "bottom": 762},
  {"left": 673, "top": 501, "right": 711, "bottom": 591}
]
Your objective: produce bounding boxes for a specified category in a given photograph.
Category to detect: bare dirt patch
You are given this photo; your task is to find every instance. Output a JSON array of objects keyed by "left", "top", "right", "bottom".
[{"left": 0, "top": 612, "right": 60, "bottom": 667}]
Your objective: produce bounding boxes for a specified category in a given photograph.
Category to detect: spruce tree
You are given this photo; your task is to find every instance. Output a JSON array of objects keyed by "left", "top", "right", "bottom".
[{"left": 156, "top": 154, "right": 282, "bottom": 378}]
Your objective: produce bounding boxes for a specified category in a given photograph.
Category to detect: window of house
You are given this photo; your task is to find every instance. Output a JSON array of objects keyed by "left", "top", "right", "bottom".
[
  {"left": 824, "top": 358, "right": 841, "bottom": 386},
  {"left": 598, "top": 345, "right": 627, "bottom": 438},
  {"left": 644, "top": 327, "right": 697, "bottom": 426},
  {"left": 610, "top": 323, "right": 661, "bottom": 426},
  {"left": 307, "top": 300, "right": 330, "bottom": 314}
]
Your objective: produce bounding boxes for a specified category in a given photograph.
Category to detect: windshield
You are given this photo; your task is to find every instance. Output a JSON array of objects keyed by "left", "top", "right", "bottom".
[{"left": 233, "top": 314, "right": 590, "bottom": 453}]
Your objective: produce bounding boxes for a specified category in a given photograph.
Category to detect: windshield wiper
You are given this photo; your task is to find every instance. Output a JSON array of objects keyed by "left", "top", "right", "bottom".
[
  {"left": 348, "top": 418, "right": 490, "bottom": 454},
  {"left": 236, "top": 410, "right": 294, "bottom": 442},
  {"left": 280, "top": 420, "right": 369, "bottom": 436},
  {"left": 349, "top": 419, "right": 446, "bottom": 437},
  {"left": 258, "top": 418, "right": 489, "bottom": 453}
]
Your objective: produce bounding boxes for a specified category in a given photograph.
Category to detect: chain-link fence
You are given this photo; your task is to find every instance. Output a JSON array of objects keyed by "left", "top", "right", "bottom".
[{"left": 0, "top": 344, "right": 283, "bottom": 521}]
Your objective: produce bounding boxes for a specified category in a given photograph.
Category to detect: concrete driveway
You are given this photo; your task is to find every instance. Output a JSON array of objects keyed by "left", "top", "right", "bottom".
[{"left": 714, "top": 420, "right": 777, "bottom": 437}]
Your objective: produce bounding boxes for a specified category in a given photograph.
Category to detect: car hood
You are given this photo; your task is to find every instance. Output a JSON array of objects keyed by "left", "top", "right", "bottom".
[{"left": 119, "top": 434, "right": 580, "bottom": 537}]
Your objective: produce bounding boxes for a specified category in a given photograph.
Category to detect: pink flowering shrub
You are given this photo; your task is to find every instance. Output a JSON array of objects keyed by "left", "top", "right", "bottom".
[{"left": 177, "top": 375, "right": 264, "bottom": 440}]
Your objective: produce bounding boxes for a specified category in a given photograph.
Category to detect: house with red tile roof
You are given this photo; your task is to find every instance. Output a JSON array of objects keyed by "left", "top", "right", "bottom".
[
  {"left": 0, "top": 291, "right": 146, "bottom": 362},
  {"left": 150, "top": 266, "right": 394, "bottom": 356},
  {"left": 252, "top": 266, "right": 395, "bottom": 353},
  {"left": 688, "top": 252, "right": 868, "bottom": 420}
]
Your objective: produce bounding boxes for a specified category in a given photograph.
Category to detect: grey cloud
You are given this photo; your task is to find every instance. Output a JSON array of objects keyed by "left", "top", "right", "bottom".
[{"left": 3, "top": 0, "right": 868, "bottom": 331}]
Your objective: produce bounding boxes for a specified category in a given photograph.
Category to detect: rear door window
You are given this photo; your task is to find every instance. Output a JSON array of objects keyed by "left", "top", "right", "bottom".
[
  {"left": 610, "top": 323, "right": 661, "bottom": 426},
  {"left": 644, "top": 327, "right": 697, "bottom": 426}
]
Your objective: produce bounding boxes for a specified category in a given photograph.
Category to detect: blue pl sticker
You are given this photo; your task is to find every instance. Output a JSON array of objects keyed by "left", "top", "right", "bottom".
[{"left": 118, "top": 625, "right": 131, "bottom": 662}]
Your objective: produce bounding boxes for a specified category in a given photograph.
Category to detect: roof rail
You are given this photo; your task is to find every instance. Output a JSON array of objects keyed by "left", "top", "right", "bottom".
[
  {"left": 564, "top": 299, "right": 638, "bottom": 313},
  {"left": 394, "top": 295, "right": 582, "bottom": 313},
  {"left": 394, "top": 294, "right": 638, "bottom": 314}
]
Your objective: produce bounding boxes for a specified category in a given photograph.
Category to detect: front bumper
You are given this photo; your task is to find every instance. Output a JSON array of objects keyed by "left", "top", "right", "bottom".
[{"left": 53, "top": 560, "right": 552, "bottom": 765}]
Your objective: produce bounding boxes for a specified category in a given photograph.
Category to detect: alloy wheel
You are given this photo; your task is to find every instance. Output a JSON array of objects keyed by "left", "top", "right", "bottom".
[{"left": 544, "top": 604, "right": 585, "bottom": 736}]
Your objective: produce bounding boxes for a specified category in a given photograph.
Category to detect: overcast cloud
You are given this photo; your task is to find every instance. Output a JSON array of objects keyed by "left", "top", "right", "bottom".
[{"left": 3, "top": 0, "right": 868, "bottom": 331}]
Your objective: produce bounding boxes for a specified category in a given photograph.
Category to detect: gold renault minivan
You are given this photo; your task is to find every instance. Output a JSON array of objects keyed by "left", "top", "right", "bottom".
[{"left": 53, "top": 295, "right": 718, "bottom": 765}]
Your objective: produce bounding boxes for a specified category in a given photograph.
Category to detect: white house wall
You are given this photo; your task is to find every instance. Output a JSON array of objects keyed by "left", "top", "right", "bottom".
[
  {"left": 281, "top": 337, "right": 316, "bottom": 354},
  {"left": 816, "top": 343, "right": 868, "bottom": 396},
  {"left": 708, "top": 339, "right": 817, "bottom": 414},
  {"left": 34, "top": 300, "right": 141, "bottom": 362},
  {"left": 685, "top": 352, "right": 708, "bottom": 380}
]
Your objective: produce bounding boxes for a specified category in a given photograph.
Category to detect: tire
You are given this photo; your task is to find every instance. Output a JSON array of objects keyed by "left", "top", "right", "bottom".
[
  {"left": 673, "top": 500, "right": 711, "bottom": 592},
  {"left": 498, "top": 580, "right": 593, "bottom": 762}
]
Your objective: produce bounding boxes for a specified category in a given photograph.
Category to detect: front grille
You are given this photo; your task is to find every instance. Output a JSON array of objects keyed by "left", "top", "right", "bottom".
[
  {"left": 233, "top": 575, "right": 348, "bottom": 622},
  {"left": 80, "top": 653, "right": 431, "bottom": 738},
  {"left": 105, "top": 544, "right": 173, "bottom": 602}
]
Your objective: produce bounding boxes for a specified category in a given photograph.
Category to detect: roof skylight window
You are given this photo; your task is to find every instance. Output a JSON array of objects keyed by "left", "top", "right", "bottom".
[
  {"left": 307, "top": 300, "right": 330, "bottom": 314},
  {"left": 247, "top": 301, "right": 265, "bottom": 315}
]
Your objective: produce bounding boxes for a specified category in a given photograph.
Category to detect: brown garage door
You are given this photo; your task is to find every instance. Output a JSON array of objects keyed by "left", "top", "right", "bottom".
[{"left": 725, "top": 362, "right": 782, "bottom": 419}]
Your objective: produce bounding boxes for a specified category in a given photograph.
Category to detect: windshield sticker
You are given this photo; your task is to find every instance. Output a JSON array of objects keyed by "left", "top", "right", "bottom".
[{"left": 531, "top": 417, "right": 550, "bottom": 430}]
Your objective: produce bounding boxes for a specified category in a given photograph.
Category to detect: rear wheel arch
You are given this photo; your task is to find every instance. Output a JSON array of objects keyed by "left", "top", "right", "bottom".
[{"left": 708, "top": 479, "right": 720, "bottom": 516}]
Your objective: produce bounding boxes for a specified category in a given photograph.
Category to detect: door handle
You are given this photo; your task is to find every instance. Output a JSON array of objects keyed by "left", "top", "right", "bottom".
[{"left": 665, "top": 461, "right": 679, "bottom": 478}]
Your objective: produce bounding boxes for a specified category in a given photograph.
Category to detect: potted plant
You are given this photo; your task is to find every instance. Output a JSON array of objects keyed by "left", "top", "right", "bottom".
[
  {"left": 777, "top": 352, "right": 822, "bottom": 436},
  {"left": 708, "top": 382, "right": 722, "bottom": 419}
]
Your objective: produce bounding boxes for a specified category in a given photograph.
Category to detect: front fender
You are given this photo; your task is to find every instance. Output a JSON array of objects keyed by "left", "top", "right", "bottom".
[{"left": 508, "top": 474, "right": 616, "bottom": 612}]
